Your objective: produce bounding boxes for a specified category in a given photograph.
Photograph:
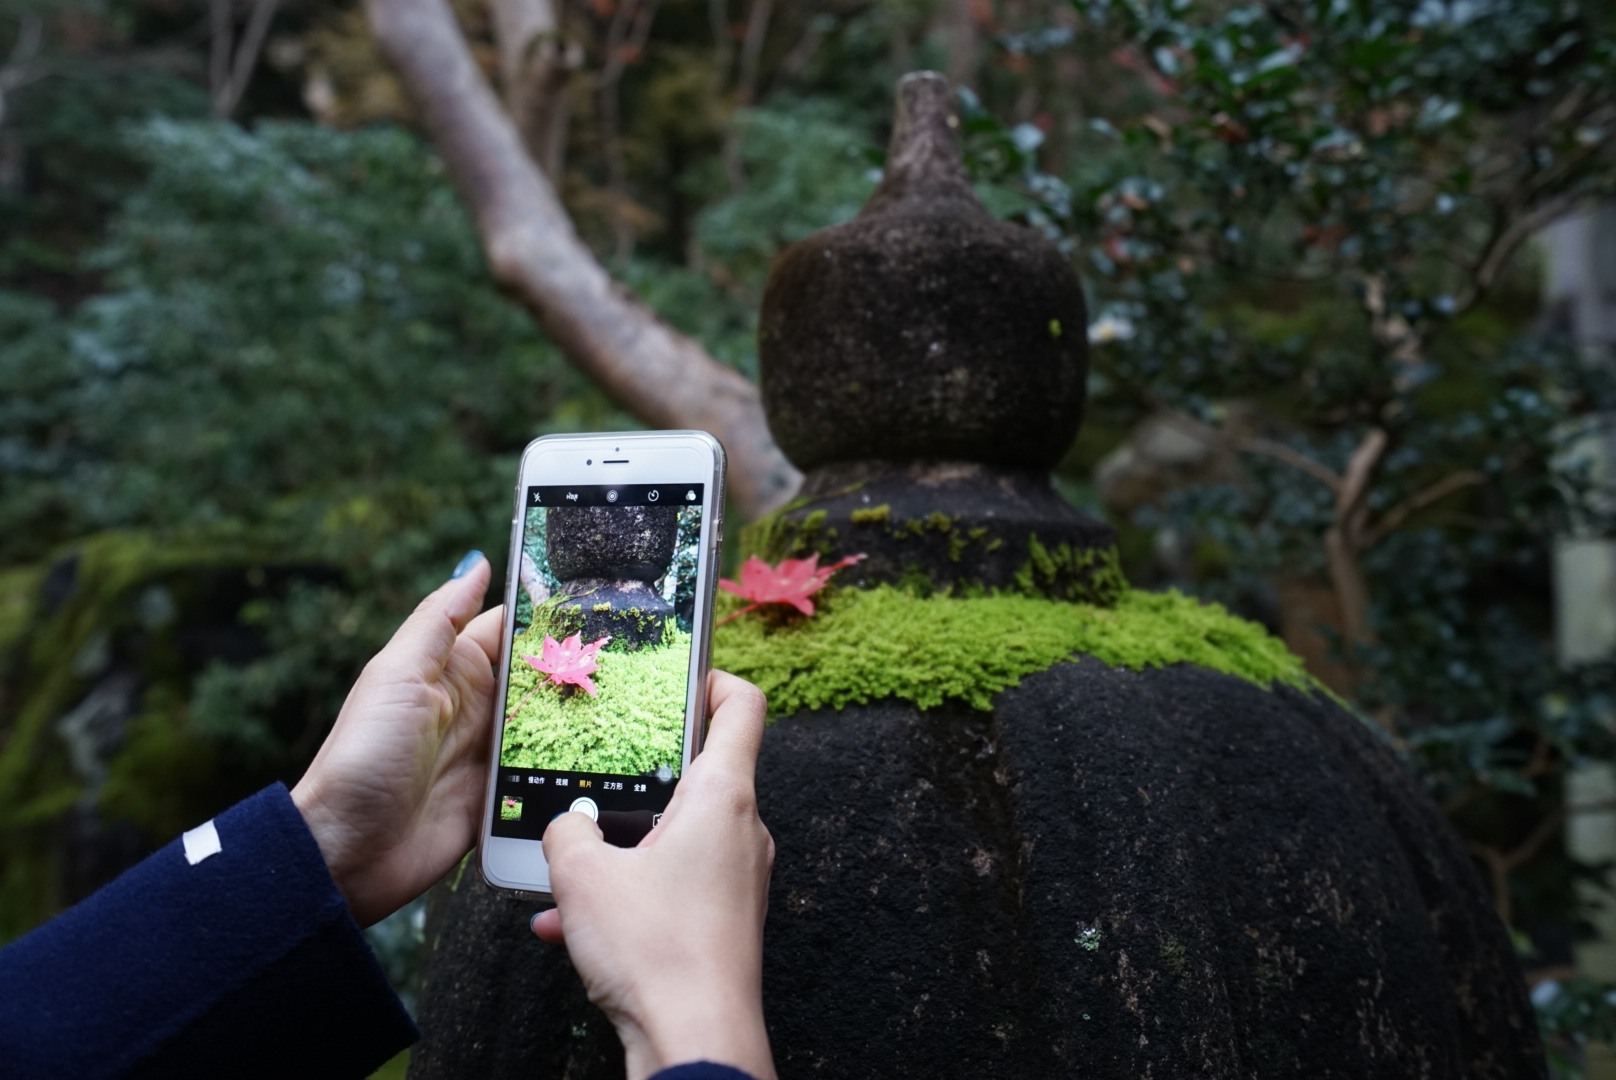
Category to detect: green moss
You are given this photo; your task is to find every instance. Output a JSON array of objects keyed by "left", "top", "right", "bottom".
[
  {"left": 502, "top": 620, "right": 690, "bottom": 774},
  {"left": 0, "top": 565, "right": 46, "bottom": 656},
  {"left": 738, "top": 505, "right": 839, "bottom": 560},
  {"left": 895, "top": 562, "right": 936, "bottom": 598},
  {"left": 712, "top": 585, "right": 1323, "bottom": 717},
  {"left": 0, "top": 527, "right": 273, "bottom": 942},
  {"left": 1049, "top": 318, "right": 1063, "bottom": 339},
  {"left": 925, "top": 512, "right": 954, "bottom": 533},
  {"left": 1014, "top": 537, "right": 1128, "bottom": 606},
  {"left": 1159, "top": 936, "right": 1189, "bottom": 976},
  {"left": 849, "top": 504, "right": 891, "bottom": 525}
]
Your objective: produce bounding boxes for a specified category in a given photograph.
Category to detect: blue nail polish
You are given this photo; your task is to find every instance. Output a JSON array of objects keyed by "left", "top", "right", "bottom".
[{"left": 451, "top": 550, "right": 484, "bottom": 579}]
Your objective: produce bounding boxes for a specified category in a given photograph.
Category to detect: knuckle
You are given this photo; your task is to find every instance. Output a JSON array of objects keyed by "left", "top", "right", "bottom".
[
  {"left": 707, "top": 776, "right": 757, "bottom": 818},
  {"left": 735, "top": 682, "right": 767, "bottom": 714}
]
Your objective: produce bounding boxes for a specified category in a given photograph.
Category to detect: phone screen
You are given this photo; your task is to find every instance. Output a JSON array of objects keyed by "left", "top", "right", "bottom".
[{"left": 489, "top": 482, "right": 706, "bottom": 848}]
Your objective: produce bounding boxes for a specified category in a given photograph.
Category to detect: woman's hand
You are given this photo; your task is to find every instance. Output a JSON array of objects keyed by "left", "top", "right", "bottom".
[
  {"left": 292, "top": 552, "right": 502, "bottom": 926},
  {"left": 532, "top": 671, "right": 777, "bottom": 1080}
]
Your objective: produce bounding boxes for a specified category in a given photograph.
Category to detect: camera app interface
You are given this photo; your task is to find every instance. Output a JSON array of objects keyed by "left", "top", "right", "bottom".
[{"left": 491, "top": 482, "right": 704, "bottom": 848}]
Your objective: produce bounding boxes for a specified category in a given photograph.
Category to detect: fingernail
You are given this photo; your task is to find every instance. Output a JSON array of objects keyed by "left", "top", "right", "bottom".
[
  {"left": 530, "top": 912, "right": 543, "bottom": 935},
  {"left": 451, "top": 550, "right": 484, "bottom": 580}
]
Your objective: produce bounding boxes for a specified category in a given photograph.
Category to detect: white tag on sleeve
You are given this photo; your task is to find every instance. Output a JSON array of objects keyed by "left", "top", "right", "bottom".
[{"left": 182, "top": 819, "right": 222, "bottom": 866}]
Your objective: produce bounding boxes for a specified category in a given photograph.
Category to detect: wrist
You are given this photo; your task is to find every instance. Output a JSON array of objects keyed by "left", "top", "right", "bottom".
[
  {"left": 290, "top": 780, "right": 353, "bottom": 904},
  {"left": 618, "top": 986, "right": 774, "bottom": 1080}
]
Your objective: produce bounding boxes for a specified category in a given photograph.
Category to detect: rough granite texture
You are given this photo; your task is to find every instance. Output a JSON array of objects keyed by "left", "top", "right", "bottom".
[
  {"left": 758, "top": 76, "right": 1087, "bottom": 472},
  {"left": 410, "top": 659, "right": 1543, "bottom": 1078},
  {"left": 546, "top": 505, "right": 678, "bottom": 585}
]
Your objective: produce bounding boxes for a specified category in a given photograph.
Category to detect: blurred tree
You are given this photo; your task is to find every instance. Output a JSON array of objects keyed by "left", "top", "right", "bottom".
[{"left": 364, "top": 0, "right": 800, "bottom": 518}]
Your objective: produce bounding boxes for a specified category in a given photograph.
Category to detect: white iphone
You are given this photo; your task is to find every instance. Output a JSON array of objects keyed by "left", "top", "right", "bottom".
[{"left": 478, "top": 430, "right": 726, "bottom": 898}]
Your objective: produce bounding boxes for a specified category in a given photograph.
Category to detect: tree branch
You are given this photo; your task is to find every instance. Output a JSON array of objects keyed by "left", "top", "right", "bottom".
[
  {"left": 0, "top": 10, "right": 44, "bottom": 130},
  {"left": 210, "top": 0, "right": 232, "bottom": 108},
  {"left": 1468, "top": 805, "right": 1565, "bottom": 925},
  {"left": 1364, "top": 469, "right": 1486, "bottom": 549},
  {"left": 363, "top": 0, "right": 800, "bottom": 519},
  {"left": 490, "top": 0, "right": 579, "bottom": 178},
  {"left": 945, "top": 0, "right": 981, "bottom": 88},
  {"left": 597, "top": 0, "right": 661, "bottom": 260},
  {"left": 1456, "top": 187, "right": 1602, "bottom": 313},
  {"left": 721, "top": 0, "right": 773, "bottom": 192},
  {"left": 1336, "top": 427, "right": 1387, "bottom": 527},
  {"left": 213, "top": 0, "right": 280, "bottom": 119},
  {"left": 1239, "top": 436, "right": 1342, "bottom": 493}
]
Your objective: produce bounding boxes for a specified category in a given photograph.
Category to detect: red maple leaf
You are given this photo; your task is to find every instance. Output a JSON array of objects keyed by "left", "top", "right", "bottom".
[
  {"left": 718, "top": 553, "right": 866, "bottom": 625},
  {"left": 523, "top": 633, "right": 611, "bottom": 696}
]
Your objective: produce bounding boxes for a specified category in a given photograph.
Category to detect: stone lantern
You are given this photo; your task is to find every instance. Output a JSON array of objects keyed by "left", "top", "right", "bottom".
[{"left": 407, "top": 74, "right": 1543, "bottom": 1079}]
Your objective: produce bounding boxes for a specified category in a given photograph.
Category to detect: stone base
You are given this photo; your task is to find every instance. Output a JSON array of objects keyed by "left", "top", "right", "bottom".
[
  {"left": 408, "top": 660, "right": 1541, "bottom": 1079},
  {"left": 551, "top": 580, "right": 672, "bottom": 652},
  {"left": 743, "top": 462, "right": 1121, "bottom": 603}
]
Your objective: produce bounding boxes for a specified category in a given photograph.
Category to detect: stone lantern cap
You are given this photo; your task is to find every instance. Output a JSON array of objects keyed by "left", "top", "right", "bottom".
[{"left": 759, "top": 71, "right": 1089, "bottom": 474}]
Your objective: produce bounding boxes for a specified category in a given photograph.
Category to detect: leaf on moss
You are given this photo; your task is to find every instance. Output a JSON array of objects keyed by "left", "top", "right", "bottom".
[
  {"left": 718, "top": 552, "right": 866, "bottom": 623},
  {"left": 523, "top": 632, "right": 611, "bottom": 697}
]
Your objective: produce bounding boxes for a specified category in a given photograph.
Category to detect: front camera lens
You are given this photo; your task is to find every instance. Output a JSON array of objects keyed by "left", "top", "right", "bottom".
[{"left": 586, "top": 459, "right": 592, "bottom": 465}]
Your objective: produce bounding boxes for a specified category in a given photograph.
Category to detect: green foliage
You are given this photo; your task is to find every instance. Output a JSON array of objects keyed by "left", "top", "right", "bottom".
[
  {"left": 0, "top": 117, "right": 627, "bottom": 937},
  {"left": 501, "top": 623, "right": 690, "bottom": 775},
  {"left": 1533, "top": 977, "right": 1616, "bottom": 1077},
  {"left": 0, "top": 49, "right": 208, "bottom": 294},
  {"left": 713, "top": 583, "right": 1321, "bottom": 717},
  {"left": 694, "top": 98, "right": 877, "bottom": 288}
]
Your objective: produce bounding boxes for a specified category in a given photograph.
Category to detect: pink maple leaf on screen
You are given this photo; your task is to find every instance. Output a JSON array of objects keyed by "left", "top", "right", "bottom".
[
  {"left": 523, "top": 633, "right": 611, "bottom": 696},
  {"left": 718, "top": 553, "right": 866, "bottom": 625}
]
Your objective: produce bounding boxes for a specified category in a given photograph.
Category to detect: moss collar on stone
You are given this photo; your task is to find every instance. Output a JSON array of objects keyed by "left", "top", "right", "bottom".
[{"left": 712, "top": 583, "right": 1327, "bottom": 718}]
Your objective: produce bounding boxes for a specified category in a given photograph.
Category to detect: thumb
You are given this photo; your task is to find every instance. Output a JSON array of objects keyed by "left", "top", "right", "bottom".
[{"left": 542, "top": 809, "right": 607, "bottom": 882}]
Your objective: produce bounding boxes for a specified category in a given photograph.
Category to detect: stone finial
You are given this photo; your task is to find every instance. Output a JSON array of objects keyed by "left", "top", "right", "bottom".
[
  {"left": 860, "top": 71, "right": 980, "bottom": 216},
  {"left": 759, "top": 71, "right": 1089, "bottom": 474}
]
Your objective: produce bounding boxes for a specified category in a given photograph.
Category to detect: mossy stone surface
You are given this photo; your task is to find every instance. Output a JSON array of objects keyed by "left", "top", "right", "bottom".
[
  {"left": 501, "top": 619, "right": 688, "bottom": 776},
  {"left": 712, "top": 583, "right": 1322, "bottom": 716},
  {"left": 549, "top": 582, "right": 673, "bottom": 652},
  {"left": 546, "top": 504, "right": 679, "bottom": 649}
]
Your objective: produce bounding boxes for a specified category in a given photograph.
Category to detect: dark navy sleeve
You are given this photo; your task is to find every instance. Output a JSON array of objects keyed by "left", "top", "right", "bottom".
[
  {"left": 650, "top": 1064, "right": 761, "bottom": 1080},
  {"left": 0, "top": 783, "right": 417, "bottom": 1079}
]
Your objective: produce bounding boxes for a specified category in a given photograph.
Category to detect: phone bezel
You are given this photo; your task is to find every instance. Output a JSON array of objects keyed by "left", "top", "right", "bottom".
[{"left": 477, "top": 430, "right": 726, "bottom": 899}]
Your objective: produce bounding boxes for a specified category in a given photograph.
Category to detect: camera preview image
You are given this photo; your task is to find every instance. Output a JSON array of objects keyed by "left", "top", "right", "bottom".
[{"left": 499, "top": 500, "right": 702, "bottom": 777}]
